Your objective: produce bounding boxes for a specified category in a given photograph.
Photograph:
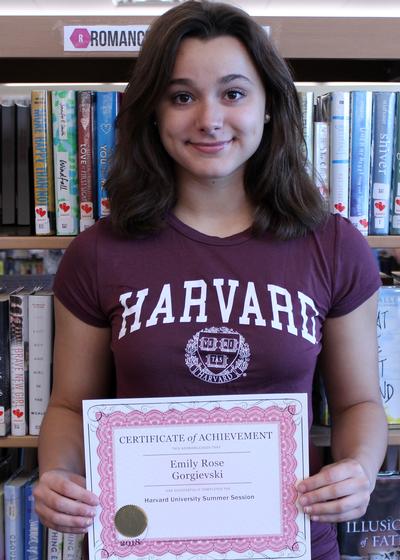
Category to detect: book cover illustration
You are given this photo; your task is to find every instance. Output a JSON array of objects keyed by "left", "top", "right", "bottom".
[
  {"left": 338, "top": 472, "right": 400, "bottom": 559},
  {"left": 377, "top": 286, "right": 400, "bottom": 424}
]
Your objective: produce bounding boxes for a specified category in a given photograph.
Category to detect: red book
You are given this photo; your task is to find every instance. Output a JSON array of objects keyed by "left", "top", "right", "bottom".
[{"left": 77, "top": 90, "right": 96, "bottom": 231}]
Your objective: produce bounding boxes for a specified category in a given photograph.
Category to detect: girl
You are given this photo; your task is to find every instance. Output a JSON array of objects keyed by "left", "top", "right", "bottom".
[{"left": 34, "top": 2, "right": 388, "bottom": 558}]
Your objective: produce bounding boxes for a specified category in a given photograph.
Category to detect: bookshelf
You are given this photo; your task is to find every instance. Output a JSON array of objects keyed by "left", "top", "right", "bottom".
[{"left": 1, "top": 13, "right": 400, "bottom": 450}]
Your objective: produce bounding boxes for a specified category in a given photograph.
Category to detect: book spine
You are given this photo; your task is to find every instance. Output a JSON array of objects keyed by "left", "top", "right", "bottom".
[
  {"left": 390, "top": 92, "right": 400, "bottom": 235},
  {"left": 47, "top": 529, "right": 64, "bottom": 560},
  {"left": 52, "top": 90, "right": 79, "bottom": 235},
  {"left": 0, "top": 298, "right": 11, "bottom": 437},
  {"left": 77, "top": 91, "right": 96, "bottom": 232},
  {"left": 313, "top": 121, "right": 329, "bottom": 200},
  {"left": 9, "top": 293, "right": 29, "bottom": 436},
  {"left": 62, "top": 533, "right": 84, "bottom": 560},
  {"left": 298, "top": 91, "right": 314, "bottom": 177},
  {"left": 0, "top": 484, "right": 4, "bottom": 560},
  {"left": 28, "top": 293, "right": 53, "bottom": 436},
  {"left": 31, "top": 90, "right": 56, "bottom": 235},
  {"left": 349, "top": 90, "right": 373, "bottom": 236},
  {"left": 24, "top": 475, "right": 43, "bottom": 560},
  {"left": 377, "top": 286, "right": 400, "bottom": 424},
  {"left": 369, "top": 91, "right": 396, "bottom": 235},
  {"left": 329, "top": 91, "right": 351, "bottom": 217},
  {"left": 16, "top": 100, "right": 33, "bottom": 227},
  {"left": 4, "top": 480, "right": 24, "bottom": 560},
  {"left": 1, "top": 100, "right": 16, "bottom": 225},
  {"left": 96, "top": 91, "right": 119, "bottom": 219}
]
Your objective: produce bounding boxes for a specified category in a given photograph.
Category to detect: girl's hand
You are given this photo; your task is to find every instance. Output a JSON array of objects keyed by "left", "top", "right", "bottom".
[
  {"left": 33, "top": 469, "right": 99, "bottom": 533},
  {"left": 297, "top": 458, "right": 372, "bottom": 523}
]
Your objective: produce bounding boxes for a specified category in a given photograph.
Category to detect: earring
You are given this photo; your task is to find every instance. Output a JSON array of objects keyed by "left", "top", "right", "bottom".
[
  {"left": 153, "top": 120, "right": 158, "bottom": 127},
  {"left": 264, "top": 114, "right": 271, "bottom": 124}
]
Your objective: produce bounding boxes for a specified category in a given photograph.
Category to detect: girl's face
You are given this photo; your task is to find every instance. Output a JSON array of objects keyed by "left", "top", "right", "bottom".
[{"left": 156, "top": 35, "right": 266, "bottom": 187}]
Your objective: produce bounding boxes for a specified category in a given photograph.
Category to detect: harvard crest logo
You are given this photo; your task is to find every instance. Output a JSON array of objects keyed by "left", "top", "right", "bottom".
[{"left": 185, "top": 327, "right": 250, "bottom": 384}]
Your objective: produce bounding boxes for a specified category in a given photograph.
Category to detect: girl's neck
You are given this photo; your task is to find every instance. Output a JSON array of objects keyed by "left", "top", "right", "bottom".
[{"left": 174, "top": 178, "right": 254, "bottom": 238}]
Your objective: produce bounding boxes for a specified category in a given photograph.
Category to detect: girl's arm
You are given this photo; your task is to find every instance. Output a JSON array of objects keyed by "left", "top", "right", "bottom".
[
  {"left": 34, "top": 298, "right": 114, "bottom": 533},
  {"left": 297, "top": 292, "right": 388, "bottom": 523}
]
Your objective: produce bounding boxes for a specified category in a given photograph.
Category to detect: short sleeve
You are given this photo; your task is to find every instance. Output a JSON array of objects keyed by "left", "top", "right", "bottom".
[
  {"left": 327, "top": 215, "right": 382, "bottom": 318},
  {"left": 53, "top": 223, "right": 109, "bottom": 327}
]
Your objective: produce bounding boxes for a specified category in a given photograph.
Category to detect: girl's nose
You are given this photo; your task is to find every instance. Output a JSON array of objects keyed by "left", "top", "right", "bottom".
[{"left": 196, "top": 101, "right": 223, "bottom": 133}]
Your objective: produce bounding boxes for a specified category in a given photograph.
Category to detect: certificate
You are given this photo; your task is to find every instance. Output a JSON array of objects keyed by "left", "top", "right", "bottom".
[{"left": 83, "top": 393, "right": 310, "bottom": 560}]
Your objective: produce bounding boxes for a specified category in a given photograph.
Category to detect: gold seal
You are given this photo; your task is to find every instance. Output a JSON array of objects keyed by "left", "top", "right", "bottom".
[{"left": 114, "top": 505, "right": 148, "bottom": 537}]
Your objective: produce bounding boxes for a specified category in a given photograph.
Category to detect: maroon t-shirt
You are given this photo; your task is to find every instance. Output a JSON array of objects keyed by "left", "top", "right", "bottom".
[{"left": 54, "top": 212, "right": 381, "bottom": 559}]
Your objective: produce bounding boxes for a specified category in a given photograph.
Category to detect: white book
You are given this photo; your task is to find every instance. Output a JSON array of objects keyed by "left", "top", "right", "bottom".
[
  {"left": 28, "top": 290, "right": 53, "bottom": 435},
  {"left": 62, "top": 533, "right": 84, "bottom": 560},
  {"left": 9, "top": 289, "right": 31, "bottom": 436},
  {"left": 298, "top": 90, "right": 314, "bottom": 176},
  {"left": 4, "top": 469, "right": 31, "bottom": 560},
  {"left": 329, "top": 91, "right": 351, "bottom": 218},
  {"left": 47, "top": 528, "right": 64, "bottom": 560}
]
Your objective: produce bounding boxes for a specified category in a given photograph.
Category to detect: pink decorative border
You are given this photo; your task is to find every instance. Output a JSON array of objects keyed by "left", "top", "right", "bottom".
[{"left": 95, "top": 404, "right": 300, "bottom": 558}]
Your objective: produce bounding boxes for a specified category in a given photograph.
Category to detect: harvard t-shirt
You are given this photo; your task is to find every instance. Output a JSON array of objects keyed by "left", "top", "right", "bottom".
[{"left": 53, "top": 212, "right": 381, "bottom": 559}]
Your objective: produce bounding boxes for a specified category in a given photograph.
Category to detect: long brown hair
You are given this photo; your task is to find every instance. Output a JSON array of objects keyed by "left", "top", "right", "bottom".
[{"left": 106, "top": 0, "right": 327, "bottom": 239}]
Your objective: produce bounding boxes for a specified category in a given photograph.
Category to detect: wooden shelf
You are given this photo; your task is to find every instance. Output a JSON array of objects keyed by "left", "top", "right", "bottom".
[
  {"left": 0, "top": 235, "right": 398, "bottom": 251},
  {"left": 311, "top": 425, "right": 400, "bottom": 447},
  {"left": 368, "top": 236, "right": 400, "bottom": 249},
  {"left": 0, "top": 427, "right": 398, "bottom": 449},
  {"left": 0, "top": 435, "right": 38, "bottom": 448},
  {"left": 0, "top": 236, "right": 73, "bottom": 250},
  {"left": 1, "top": 16, "right": 400, "bottom": 60}
]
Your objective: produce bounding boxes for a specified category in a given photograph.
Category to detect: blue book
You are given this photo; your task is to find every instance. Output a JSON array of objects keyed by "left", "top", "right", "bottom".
[
  {"left": 24, "top": 471, "right": 44, "bottom": 560},
  {"left": 369, "top": 91, "right": 396, "bottom": 235},
  {"left": 4, "top": 469, "right": 31, "bottom": 560},
  {"left": 390, "top": 92, "right": 400, "bottom": 235},
  {"left": 96, "top": 91, "right": 120, "bottom": 219},
  {"left": 349, "top": 91, "right": 373, "bottom": 236}
]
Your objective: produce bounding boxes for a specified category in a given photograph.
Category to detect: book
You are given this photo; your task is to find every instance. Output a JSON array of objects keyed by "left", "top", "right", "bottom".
[
  {"left": 15, "top": 100, "right": 33, "bottom": 228},
  {"left": 9, "top": 289, "right": 31, "bottom": 436},
  {"left": 349, "top": 90, "right": 373, "bottom": 236},
  {"left": 337, "top": 472, "right": 400, "bottom": 558},
  {"left": 62, "top": 533, "right": 84, "bottom": 560},
  {"left": 390, "top": 91, "right": 400, "bottom": 235},
  {"left": 77, "top": 90, "right": 96, "bottom": 232},
  {"left": 31, "top": 90, "right": 56, "bottom": 236},
  {"left": 52, "top": 90, "right": 79, "bottom": 236},
  {"left": 377, "top": 286, "right": 400, "bottom": 424},
  {"left": 0, "top": 480, "right": 5, "bottom": 560},
  {"left": 329, "top": 91, "right": 351, "bottom": 218},
  {"left": 1, "top": 99, "right": 16, "bottom": 225},
  {"left": 298, "top": 91, "right": 314, "bottom": 177},
  {"left": 313, "top": 93, "right": 330, "bottom": 200},
  {"left": 0, "top": 290, "right": 11, "bottom": 437},
  {"left": 369, "top": 91, "right": 396, "bottom": 235},
  {"left": 48, "top": 529, "right": 64, "bottom": 560},
  {"left": 23, "top": 470, "right": 44, "bottom": 560},
  {"left": 96, "top": 91, "right": 119, "bottom": 219},
  {"left": 4, "top": 469, "right": 32, "bottom": 560},
  {"left": 28, "top": 289, "right": 54, "bottom": 436}
]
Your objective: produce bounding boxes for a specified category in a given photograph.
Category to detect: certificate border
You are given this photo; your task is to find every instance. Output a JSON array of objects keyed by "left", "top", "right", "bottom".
[{"left": 84, "top": 396, "right": 309, "bottom": 560}]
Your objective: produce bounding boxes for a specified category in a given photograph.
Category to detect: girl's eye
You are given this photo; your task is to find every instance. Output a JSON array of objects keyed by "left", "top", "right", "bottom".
[
  {"left": 225, "top": 89, "right": 246, "bottom": 101},
  {"left": 172, "top": 93, "right": 193, "bottom": 104}
]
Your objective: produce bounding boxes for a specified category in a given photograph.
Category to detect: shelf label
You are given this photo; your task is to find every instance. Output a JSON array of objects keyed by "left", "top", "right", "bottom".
[{"left": 64, "top": 25, "right": 149, "bottom": 52}]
